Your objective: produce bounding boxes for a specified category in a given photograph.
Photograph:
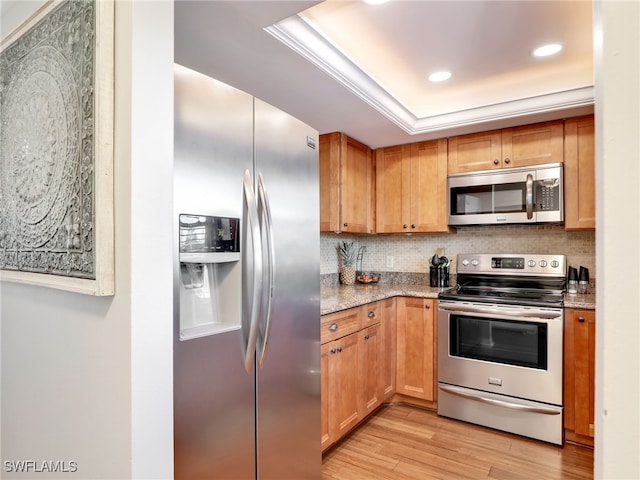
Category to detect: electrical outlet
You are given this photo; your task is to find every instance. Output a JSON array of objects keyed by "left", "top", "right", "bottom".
[{"left": 386, "top": 256, "right": 394, "bottom": 268}]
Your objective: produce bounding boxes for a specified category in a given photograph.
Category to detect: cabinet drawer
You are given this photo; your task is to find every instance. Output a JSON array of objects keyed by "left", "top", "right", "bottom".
[
  {"left": 362, "top": 302, "right": 381, "bottom": 328},
  {"left": 321, "top": 307, "right": 363, "bottom": 344}
]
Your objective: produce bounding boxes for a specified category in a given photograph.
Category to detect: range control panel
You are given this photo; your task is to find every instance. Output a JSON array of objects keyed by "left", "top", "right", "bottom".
[{"left": 457, "top": 253, "right": 566, "bottom": 277}]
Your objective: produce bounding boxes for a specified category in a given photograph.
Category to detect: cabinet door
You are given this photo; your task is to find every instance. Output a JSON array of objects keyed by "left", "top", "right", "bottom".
[
  {"left": 564, "top": 115, "right": 595, "bottom": 230},
  {"left": 319, "top": 133, "right": 341, "bottom": 232},
  {"left": 375, "top": 145, "right": 407, "bottom": 233},
  {"left": 409, "top": 139, "right": 449, "bottom": 232},
  {"left": 359, "top": 324, "right": 382, "bottom": 416},
  {"left": 320, "top": 342, "right": 331, "bottom": 450},
  {"left": 329, "top": 332, "right": 361, "bottom": 440},
  {"left": 319, "top": 133, "right": 374, "bottom": 233},
  {"left": 564, "top": 308, "right": 596, "bottom": 442},
  {"left": 380, "top": 297, "right": 397, "bottom": 399},
  {"left": 448, "top": 131, "right": 502, "bottom": 173},
  {"left": 396, "top": 297, "right": 435, "bottom": 401},
  {"left": 501, "top": 120, "right": 564, "bottom": 168},
  {"left": 340, "top": 135, "right": 374, "bottom": 233}
]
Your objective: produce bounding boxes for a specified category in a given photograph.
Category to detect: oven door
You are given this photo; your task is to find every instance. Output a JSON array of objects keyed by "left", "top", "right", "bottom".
[
  {"left": 437, "top": 300, "right": 563, "bottom": 405},
  {"left": 448, "top": 164, "right": 563, "bottom": 226}
]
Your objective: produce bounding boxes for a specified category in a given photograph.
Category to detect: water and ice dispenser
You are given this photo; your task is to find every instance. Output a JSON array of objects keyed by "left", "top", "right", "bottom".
[{"left": 178, "top": 214, "right": 241, "bottom": 340}]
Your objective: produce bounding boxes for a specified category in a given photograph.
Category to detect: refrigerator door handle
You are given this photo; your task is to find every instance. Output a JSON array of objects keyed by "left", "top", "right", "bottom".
[
  {"left": 241, "top": 169, "right": 262, "bottom": 373},
  {"left": 257, "top": 173, "right": 275, "bottom": 368}
]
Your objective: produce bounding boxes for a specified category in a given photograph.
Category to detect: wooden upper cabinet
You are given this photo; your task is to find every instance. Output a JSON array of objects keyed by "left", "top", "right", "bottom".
[
  {"left": 319, "top": 132, "right": 375, "bottom": 233},
  {"left": 376, "top": 139, "right": 448, "bottom": 233},
  {"left": 448, "top": 120, "right": 564, "bottom": 174},
  {"left": 564, "top": 115, "right": 595, "bottom": 230},
  {"left": 503, "top": 120, "right": 564, "bottom": 168},
  {"left": 447, "top": 131, "right": 502, "bottom": 173}
]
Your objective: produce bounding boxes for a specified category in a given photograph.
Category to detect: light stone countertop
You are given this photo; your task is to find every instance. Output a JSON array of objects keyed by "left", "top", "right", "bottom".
[{"left": 321, "top": 284, "right": 595, "bottom": 315}]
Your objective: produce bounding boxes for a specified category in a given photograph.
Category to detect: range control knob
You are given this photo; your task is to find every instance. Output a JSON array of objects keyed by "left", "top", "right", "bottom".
[
  {"left": 539, "top": 260, "right": 548, "bottom": 268},
  {"left": 471, "top": 259, "right": 479, "bottom": 267},
  {"left": 527, "top": 260, "right": 536, "bottom": 268},
  {"left": 550, "top": 260, "right": 560, "bottom": 268},
  {"left": 462, "top": 259, "right": 470, "bottom": 266}
]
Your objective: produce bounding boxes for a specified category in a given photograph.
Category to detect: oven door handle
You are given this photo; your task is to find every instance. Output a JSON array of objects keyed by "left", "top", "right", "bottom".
[
  {"left": 438, "top": 303, "right": 562, "bottom": 320},
  {"left": 439, "top": 384, "right": 561, "bottom": 416}
]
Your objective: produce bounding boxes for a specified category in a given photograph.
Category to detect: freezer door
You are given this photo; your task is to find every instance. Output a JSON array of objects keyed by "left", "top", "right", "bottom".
[
  {"left": 253, "top": 99, "right": 322, "bottom": 480},
  {"left": 173, "top": 64, "right": 256, "bottom": 479}
]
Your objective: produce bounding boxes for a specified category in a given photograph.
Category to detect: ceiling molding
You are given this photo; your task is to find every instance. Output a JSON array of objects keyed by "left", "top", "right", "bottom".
[{"left": 266, "top": 14, "right": 595, "bottom": 135}]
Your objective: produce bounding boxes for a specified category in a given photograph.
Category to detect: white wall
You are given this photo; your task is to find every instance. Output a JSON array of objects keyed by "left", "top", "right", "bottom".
[
  {"left": 595, "top": 1, "right": 640, "bottom": 478},
  {"left": 0, "top": 2, "right": 174, "bottom": 479}
]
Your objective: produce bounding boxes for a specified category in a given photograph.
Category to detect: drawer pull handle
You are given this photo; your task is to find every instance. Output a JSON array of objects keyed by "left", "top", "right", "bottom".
[
  {"left": 328, "top": 323, "right": 338, "bottom": 332},
  {"left": 368, "top": 311, "right": 375, "bottom": 319}
]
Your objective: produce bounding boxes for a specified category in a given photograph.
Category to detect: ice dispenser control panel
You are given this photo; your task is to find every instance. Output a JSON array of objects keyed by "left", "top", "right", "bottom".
[
  {"left": 179, "top": 214, "right": 240, "bottom": 263},
  {"left": 178, "top": 214, "right": 242, "bottom": 340}
]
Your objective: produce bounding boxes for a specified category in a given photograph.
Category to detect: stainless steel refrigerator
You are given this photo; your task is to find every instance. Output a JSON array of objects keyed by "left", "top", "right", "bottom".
[{"left": 173, "top": 63, "right": 321, "bottom": 479}]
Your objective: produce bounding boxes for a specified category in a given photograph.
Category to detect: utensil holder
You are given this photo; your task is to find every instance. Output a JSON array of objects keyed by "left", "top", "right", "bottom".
[{"left": 430, "top": 266, "right": 449, "bottom": 288}]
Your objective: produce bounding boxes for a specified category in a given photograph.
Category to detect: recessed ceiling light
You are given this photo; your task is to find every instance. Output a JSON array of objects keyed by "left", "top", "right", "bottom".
[
  {"left": 428, "top": 71, "right": 452, "bottom": 82},
  {"left": 363, "top": 0, "right": 389, "bottom": 4},
  {"left": 532, "top": 43, "right": 563, "bottom": 57}
]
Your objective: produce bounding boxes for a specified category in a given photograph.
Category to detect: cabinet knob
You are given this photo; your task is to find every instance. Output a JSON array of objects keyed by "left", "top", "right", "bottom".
[
  {"left": 330, "top": 348, "right": 336, "bottom": 354},
  {"left": 328, "top": 323, "right": 338, "bottom": 332},
  {"left": 426, "top": 303, "right": 431, "bottom": 309},
  {"left": 364, "top": 334, "right": 370, "bottom": 340},
  {"left": 337, "top": 347, "right": 342, "bottom": 353},
  {"left": 504, "top": 158, "right": 511, "bottom": 164},
  {"left": 578, "top": 316, "right": 585, "bottom": 323},
  {"left": 368, "top": 311, "right": 375, "bottom": 318},
  {"left": 411, "top": 224, "right": 416, "bottom": 229},
  {"left": 343, "top": 222, "right": 348, "bottom": 227},
  {"left": 403, "top": 224, "right": 408, "bottom": 229},
  {"left": 493, "top": 159, "right": 499, "bottom": 165}
]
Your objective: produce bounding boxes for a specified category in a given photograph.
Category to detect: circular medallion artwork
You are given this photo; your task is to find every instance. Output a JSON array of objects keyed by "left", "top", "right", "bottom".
[
  {"left": 0, "top": 0, "right": 97, "bottom": 280},
  {"left": 1, "top": 46, "right": 80, "bottom": 248}
]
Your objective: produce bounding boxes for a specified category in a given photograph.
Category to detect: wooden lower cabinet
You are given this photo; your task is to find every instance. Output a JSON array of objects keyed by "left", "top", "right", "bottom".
[
  {"left": 564, "top": 308, "right": 596, "bottom": 446},
  {"left": 321, "top": 302, "right": 386, "bottom": 450},
  {"left": 359, "top": 324, "right": 383, "bottom": 415},
  {"left": 396, "top": 297, "right": 436, "bottom": 402},
  {"left": 380, "top": 297, "right": 397, "bottom": 399}
]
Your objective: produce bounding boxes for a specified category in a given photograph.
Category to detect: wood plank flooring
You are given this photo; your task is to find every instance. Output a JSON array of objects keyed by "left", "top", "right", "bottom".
[{"left": 322, "top": 405, "right": 594, "bottom": 480}]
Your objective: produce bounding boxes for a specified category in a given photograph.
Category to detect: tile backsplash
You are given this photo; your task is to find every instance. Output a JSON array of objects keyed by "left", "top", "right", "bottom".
[{"left": 321, "top": 224, "right": 595, "bottom": 282}]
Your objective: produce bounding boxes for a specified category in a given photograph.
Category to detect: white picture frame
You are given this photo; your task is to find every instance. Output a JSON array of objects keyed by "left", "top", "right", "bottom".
[{"left": 0, "top": 0, "right": 114, "bottom": 296}]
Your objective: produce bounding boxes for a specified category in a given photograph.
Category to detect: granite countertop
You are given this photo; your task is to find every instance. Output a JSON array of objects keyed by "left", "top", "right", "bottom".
[
  {"left": 321, "top": 284, "right": 596, "bottom": 315},
  {"left": 321, "top": 284, "right": 445, "bottom": 315}
]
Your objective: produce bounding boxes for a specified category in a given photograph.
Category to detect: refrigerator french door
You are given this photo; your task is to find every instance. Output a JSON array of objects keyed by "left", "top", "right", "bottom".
[{"left": 173, "top": 64, "right": 321, "bottom": 479}]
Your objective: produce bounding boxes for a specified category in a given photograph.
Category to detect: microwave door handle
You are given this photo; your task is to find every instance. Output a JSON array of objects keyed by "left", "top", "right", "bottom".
[{"left": 526, "top": 174, "right": 534, "bottom": 219}]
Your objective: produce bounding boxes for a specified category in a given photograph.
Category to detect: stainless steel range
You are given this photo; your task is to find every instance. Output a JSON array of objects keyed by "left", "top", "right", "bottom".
[{"left": 437, "top": 253, "right": 566, "bottom": 445}]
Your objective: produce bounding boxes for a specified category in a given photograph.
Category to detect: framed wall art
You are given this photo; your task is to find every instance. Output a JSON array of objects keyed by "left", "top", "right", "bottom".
[{"left": 0, "top": 0, "right": 114, "bottom": 296}]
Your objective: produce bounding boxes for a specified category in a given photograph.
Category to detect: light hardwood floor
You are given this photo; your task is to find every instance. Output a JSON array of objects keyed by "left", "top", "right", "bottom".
[{"left": 322, "top": 404, "right": 594, "bottom": 480}]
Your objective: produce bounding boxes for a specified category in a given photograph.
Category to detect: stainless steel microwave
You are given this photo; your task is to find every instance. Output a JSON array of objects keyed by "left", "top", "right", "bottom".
[{"left": 448, "top": 163, "right": 563, "bottom": 226}]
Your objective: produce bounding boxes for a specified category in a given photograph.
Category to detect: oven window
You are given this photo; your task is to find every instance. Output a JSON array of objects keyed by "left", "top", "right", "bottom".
[
  {"left": 449, "top": 314, "right": 547, "bottom": 370},
  {"left": 450, "top": 182, "right": 526, "bottom": 215}
]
